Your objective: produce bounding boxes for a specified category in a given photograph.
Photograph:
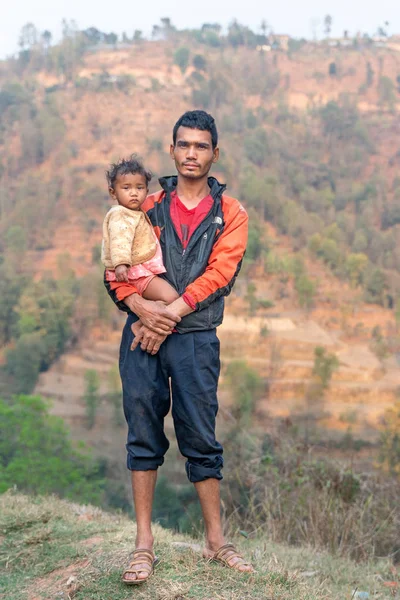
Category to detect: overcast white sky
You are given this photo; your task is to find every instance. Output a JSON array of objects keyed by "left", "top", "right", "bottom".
[{"left": 0, "top": 0, "right": 398, "bottom": 58}]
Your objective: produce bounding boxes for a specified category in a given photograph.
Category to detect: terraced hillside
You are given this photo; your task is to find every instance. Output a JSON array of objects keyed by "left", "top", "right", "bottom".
[{"left": 1, "top": 30, "right": 400, "bottom": 457}]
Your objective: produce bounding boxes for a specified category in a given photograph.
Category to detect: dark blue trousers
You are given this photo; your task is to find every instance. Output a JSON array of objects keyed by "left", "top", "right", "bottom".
[{"left": 119, "top": 315, "right": 223, "bottom": 483}]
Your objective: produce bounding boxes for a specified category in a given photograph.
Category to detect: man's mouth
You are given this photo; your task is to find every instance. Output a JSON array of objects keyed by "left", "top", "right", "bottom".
[{"left": 183, "top": 163, "right": 199, "bottom": 169}]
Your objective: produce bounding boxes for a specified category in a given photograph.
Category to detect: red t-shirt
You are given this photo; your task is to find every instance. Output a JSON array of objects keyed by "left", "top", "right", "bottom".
[{"left": 170, "top": 190, "right": 213, "bottom": 249}]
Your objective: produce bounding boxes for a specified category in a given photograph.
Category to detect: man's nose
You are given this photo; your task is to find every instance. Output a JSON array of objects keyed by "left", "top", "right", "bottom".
[{"left": 186, "top": 145, "right": 197, "bottom": 159}]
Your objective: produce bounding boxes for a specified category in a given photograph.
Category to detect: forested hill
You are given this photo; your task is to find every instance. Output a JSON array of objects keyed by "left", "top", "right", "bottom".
[{"left": 1, "top": 20, "right": 400, "bottom": 393}]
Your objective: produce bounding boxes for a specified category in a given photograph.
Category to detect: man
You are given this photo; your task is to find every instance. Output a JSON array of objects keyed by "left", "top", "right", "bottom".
[{"left": 105, "top": 110, "right": 254, "bottom": 584}]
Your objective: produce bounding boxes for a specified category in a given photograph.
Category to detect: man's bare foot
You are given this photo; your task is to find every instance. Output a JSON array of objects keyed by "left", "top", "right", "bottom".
[{"left": 203, "top": 543, "right": 255, "bottom": 573}]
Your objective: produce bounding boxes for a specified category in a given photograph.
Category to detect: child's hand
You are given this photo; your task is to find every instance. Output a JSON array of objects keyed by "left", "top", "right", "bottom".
[{"left": 115, "top": 264, "right": 129, "bottom": 282}]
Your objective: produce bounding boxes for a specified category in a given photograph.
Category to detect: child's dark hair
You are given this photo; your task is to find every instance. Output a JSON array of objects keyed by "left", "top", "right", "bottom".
[
  {"left": 106, "top": 154, "right": 152, "bottom": 189},
  {"left": 173, "top": 110, "right": 218, "bottom": 149}
]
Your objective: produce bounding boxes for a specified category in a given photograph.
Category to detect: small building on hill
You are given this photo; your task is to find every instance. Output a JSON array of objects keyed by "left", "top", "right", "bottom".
[
  {"left": 270, "top": 34, "right": 290, "bottom": 51},
  {"left": 326, "top": 37, "right": 353, "bottom": 47}
]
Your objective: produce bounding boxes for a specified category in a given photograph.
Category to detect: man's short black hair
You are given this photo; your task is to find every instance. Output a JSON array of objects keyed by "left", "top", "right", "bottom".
[
  {"left": 173, "top": 110, "right": 218, "bottom": 149},
  {"left": 106, "top": 154, "right": 152, "bottom": 189}
]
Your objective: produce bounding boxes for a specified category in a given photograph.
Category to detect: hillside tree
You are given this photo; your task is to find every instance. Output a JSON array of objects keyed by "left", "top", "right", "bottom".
[
  {"left": 19, "top": 22, "right": 38, "bottom": 50},
  {"left": 324, "top": 15, "right": 333, "bottom": 37},
  {"left": 193, "top": 54, "right": 207, "bottom": 71},
  {"left": 378, "top": 76, "right": 396, "bottom": 111},
  {"left": 0, "top": 395, "right": 104, "bottom": 503},
  {"left": 174, "top": 47, "right": 190, "bottom": 73},
  {"left": 312, "top": 346, "right": 339, "bottom": 389},
  {"left": 295, "top": 274, "right": 316, "bottom": 310},
  {"left": 379, "top": 400, "right": 400, "bottom": 477},
  {"left": 41, "top": 30, "right": 52, "bottom": 52},
  {"left": 84, "top": 369, "right": 100, "bottom": 429}
]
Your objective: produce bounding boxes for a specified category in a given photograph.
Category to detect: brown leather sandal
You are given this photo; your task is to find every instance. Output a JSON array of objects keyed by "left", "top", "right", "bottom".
[
  {"left": 122, "top": 548, "right": 158, "bottom": 585},
  {"left": 207, "top": 543, "right": 255, "bottom": 573}
]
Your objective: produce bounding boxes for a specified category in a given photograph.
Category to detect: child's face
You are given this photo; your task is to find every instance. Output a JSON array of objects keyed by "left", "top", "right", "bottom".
[{"left": 110, "top": 173, "right": 148, "bottom": 210}]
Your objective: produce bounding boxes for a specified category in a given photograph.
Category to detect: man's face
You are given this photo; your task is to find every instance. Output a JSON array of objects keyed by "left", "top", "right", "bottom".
[{"left": 170, "top": 127, "right": 219, "bottom": 180}]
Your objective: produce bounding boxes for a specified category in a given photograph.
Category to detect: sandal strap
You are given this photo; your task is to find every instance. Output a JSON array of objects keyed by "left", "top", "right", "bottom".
[
  {"left": 214, "top": 543, "right": 237, "bottom": 560},
  {"left": 124, "top": 549, "right": 155, "bottom": 574},
  {"left": 124, "top": 568, "right": 152, "bottom": 574},
  {"left": 132, "top": 548, "right": 154, "bottom": 561},
  {"left": 214, "top": 543, "right": 250, "bottom": 566},
  {"left": 126, "top": 560, "right": 153, "bottom": 569}
]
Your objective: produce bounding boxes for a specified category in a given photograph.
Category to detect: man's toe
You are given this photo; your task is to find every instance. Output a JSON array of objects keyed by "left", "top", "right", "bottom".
[{"left": 137, "top": 570, "right": 148, "bottom": 580}]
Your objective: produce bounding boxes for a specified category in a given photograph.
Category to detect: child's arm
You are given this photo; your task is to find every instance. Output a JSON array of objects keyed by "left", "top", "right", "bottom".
[
  {"left": 108, "top": 209, "right": 139, "bottom": 274},
  {"left": 115, "top": 264, "right": 130, "bottom": 282}
]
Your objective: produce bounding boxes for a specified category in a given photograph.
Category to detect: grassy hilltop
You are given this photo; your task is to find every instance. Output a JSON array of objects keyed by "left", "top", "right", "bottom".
[{"left": 0, "top": 491, "right": 398, "bottom": 600}]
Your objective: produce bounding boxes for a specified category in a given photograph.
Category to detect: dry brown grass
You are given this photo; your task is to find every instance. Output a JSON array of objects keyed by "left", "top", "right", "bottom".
[{"left": 1, "top": 491, "right": 398, "bottom": 600}]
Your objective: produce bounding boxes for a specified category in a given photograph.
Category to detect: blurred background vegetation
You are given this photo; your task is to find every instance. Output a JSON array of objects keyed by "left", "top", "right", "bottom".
[{"left": 1, "top": 16, "right": 400, "bottom": 565}]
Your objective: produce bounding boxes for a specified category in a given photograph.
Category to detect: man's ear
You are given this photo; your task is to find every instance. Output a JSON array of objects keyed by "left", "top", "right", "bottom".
[
  {"left": 170, "top": 144, "right": 175, "bottom": 160},
  {"left": 213, "top": 147, "right": 220, "bottom": 163}
]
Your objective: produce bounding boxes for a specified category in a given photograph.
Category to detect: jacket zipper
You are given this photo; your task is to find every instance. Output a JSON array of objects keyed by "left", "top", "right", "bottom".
[
  {"left": 176, "top": 206, "right": 215, "bottom": 257},
  {"left": 167, "top": 187, "right": 222, "bottom": 257},
  {"left": 197, "top": 232, "right": 208, "bottom": 262},
  {"left": 182, "top": 203, "right": 216, "bottom": 258}
]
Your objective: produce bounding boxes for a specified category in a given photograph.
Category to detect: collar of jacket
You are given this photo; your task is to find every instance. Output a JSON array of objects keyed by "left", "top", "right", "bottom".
[{"left": 158, "top": 175, "right": 227, "bottom": 200}]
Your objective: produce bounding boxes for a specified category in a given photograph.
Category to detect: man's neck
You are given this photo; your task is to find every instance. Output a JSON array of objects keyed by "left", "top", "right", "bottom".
[{"left": 175, "top": 176, "right": 211, "bottom": 209}]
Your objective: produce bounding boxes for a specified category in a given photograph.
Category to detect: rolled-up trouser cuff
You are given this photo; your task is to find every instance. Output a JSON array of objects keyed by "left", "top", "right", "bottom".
[
  {"left": 185, "top": 456, "right": 223, "bottom": 483},
  {"left": 127, "top": 454, "right": 164, "bottom": 471}
]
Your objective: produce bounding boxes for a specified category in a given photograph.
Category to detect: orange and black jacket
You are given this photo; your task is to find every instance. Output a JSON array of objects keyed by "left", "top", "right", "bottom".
[{"left": 104, "top": 175, "right": 248, "bottom": 333}]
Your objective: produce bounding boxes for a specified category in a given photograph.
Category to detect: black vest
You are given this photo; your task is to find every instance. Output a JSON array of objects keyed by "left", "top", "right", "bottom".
[{"left": 147, "top": 176, "right": 226, "bottom": 333}]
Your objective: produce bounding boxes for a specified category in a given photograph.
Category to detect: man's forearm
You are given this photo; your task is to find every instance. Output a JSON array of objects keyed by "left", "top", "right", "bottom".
[
  {"left": 125, "top": 292, "right": 194, "bottom": 319},
  {"left": 168, "top": 296, "right": 194, "bottom": 318},
  {"left": 123, "top": 292, "right": 145, "bottom": 314},
  {"left": 123, "top": 293, "right": 181, "bottom": 334}
]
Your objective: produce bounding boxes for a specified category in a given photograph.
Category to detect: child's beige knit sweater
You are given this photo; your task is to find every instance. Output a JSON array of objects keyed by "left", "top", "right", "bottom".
[{"left": 101, "top": 205, "right": 157, "bottom": 269}]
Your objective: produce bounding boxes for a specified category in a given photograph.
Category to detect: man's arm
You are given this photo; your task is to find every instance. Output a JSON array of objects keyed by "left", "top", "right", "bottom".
[
  {"left": 104, "top": 277, "right": 180, "bottom": 334},
  {"left": 158, "top": 199, "right": 248, "bottom": 320},
  {"left": 104, "top": 275, "right": 180, "bottom": 355},
  {"left": 124, "top": 293, "right": 180, "bottom": 334},
  {"left": 183, "top": 198, "right": 248, "bottom": 311},
  {"left": 130, "top": 297, "right": 193, "bottom": 355}
]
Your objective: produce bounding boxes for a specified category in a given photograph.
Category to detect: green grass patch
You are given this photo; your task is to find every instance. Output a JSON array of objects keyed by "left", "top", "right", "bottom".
[{"left": 0, "top": 491, "right": 397, "bottom": 600}]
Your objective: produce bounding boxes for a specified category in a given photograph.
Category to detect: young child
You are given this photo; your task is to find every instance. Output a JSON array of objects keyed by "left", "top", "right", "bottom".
[{"left": 102, "top": 155, "right": 178, "bottom": 306}]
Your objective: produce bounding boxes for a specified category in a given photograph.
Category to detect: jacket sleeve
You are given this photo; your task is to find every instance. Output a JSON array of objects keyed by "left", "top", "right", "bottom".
[
  {"left": 184, "top": 199, "right": 248, "bottom": 311},
  {"left": 108, "top": 210, "right": 138, "bottom": 268},
  {"left": 103, "top": 275, "right": 138, "bottom": 313}
]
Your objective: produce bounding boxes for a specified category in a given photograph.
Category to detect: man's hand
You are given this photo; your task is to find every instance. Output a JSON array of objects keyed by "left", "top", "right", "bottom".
[
  {"left": 115, "top": 264, "right": 129, "bottom": 282},
  {"left": 130, "top": 325, "right": 167, "bottom": 355},
  {"left": 124, "top": 295, "right": 180, "bottom": 335}
]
